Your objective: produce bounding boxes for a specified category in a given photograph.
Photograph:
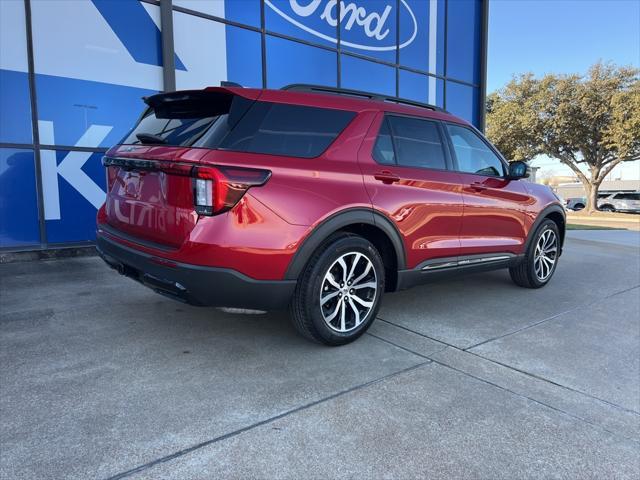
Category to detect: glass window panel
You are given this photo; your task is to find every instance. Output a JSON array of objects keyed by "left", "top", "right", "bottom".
[
  {"left": 0, "top": 70, "right": 32, "bottom": 145},
  {"left": 399, "top": 70, "right": 427, "bottom": 103},
  {"left": 340, "top": 0, "right": 397, "bottom": 63},
  {"left": 175, "top": 13, "right": 262, "bottom": 89},
  {"left": 42, "top": 150, "right": 106, "bottom": 243},
  {"left": 388, "top": 116, "right": 446, "bottom": 169},
  {"left": 340, "top": 55, "right": 396, "bottom": 96},
  {"left": 220, "top": 102, "right": 356, "bottom": 158},
  {"left": 447, "top": 124, "right": 505, "bottom": 177},
  {"left": 372, "top": 119, "right": 395, "bottom": 165},
  {"left": 0, "top": 1, "right": 32, "bottom": 144},
  {"left": 445, "top": 81, "right": 479, "bottom": 126},
  {"left": 174, "top": 0, "right": 261, "bottom": 27},
  {"left": 446, "top": 0, "right": 481, "bottom": 84},
  {"left": 0, "top": 148, "right": 40, "bottom": 247},
  {"left": 226, "top": 25, "right": 263, "bottom": 87},
  {"left": 399, "top": 0, "right": 445, "bottom": 75},
  {"left": 266, "top": 36, "right": 337, "bottom": 88},
  {"left": 399, "top": 70, "right": 444, "bottom": 108},
  {"left": 265, "top": 0, "right": 338, "bottom": 46},
  {"left": 31, "top": 1, "right": 164, "bottom": 91}
]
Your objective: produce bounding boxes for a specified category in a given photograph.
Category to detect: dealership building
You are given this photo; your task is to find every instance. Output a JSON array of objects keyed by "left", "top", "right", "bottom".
[{"left": 0, "top": 0, "right": 487, "bottom": 251}]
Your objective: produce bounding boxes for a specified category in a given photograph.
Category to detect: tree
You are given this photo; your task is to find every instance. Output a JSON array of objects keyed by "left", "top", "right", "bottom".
[{"left": 486, "top": 63, "right": 640, "bottom": 212}]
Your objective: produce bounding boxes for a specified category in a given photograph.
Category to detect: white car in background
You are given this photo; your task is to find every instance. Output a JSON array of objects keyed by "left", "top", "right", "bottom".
[{"left": 598, "top": 192, "right": 640, "bottom": 213}]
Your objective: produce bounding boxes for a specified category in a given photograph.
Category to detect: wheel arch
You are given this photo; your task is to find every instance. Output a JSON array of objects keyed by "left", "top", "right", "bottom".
[
  {"left": 525, "top": 204, "right": 566, "bottom": 255},
  {"left": 284, "top": 208, "right": 406, "bottom": 291}
]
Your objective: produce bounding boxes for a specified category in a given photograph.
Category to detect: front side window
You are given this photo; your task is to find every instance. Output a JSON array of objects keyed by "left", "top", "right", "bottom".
[
  {"left": 372, "top": 119, "right": 395, "bottom": 165},
  {"left": 374, "top": 115, "right": 447, "bottom": 169},
  {"left": 447, "top": 124, "right": 505, "bottom": 177}
]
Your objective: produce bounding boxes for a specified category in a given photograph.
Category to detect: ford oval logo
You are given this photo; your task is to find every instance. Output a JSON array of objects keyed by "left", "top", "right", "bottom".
[{"left": 265, "top": 0, "right": 418, "bottom": 52}]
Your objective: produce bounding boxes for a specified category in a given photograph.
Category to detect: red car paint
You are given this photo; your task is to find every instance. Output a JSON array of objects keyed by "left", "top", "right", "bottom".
[{"left": 96, "top": 86, "right": 564, "bottom": 309}]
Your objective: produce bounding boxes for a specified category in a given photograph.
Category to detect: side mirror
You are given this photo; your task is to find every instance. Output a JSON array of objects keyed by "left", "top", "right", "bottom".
[{"left": 508, "top": 161, "right": 530, "bottom": 180}]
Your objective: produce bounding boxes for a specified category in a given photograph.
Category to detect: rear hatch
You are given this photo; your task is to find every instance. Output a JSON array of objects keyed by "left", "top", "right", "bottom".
[{"left": 103, "top": 88, "right": 266, "bottom": 248}]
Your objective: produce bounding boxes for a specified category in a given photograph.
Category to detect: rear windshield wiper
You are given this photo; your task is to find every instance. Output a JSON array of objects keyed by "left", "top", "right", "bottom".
[{"left": 136, "top": 132, "right": 168, "bottom": 145}]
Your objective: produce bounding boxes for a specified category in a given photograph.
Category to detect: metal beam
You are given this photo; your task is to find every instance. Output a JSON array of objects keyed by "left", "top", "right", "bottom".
[
  {"left": 24, "top": 0, "right": 47, "bottom": 246},
  {"left": 160, "top": 0, "right": 176, "bottom": 92},
  {"left": 478, "top": 0, "right": 490, "bottom": 132}
]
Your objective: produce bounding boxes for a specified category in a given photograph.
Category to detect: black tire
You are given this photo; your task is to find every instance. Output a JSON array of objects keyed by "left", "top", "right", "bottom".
[
  {"left": 599, "top": 204, "right": 615, "bottom": 212},
  {"left": 509, "top": 219, "right": 560, "bottom": 289},
  {"left": 573, "top": 203, "right": 585, "bottom": 210},
  {"left": 289, "top": 233, "right": 385, "bottom": 346}
]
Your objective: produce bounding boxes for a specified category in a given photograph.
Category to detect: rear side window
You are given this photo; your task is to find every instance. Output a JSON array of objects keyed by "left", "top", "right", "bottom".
[
  {"left": 373, "top": 115, "right": 447, "bottom": 169},
  {"left": 121, "top": 93, "right": 354, "bottom": 159},
  {"left": 615, "top": 193, "right": 640, "bottom": 200},
  {"left": 447, "top": 124, "right": 505, "bottom": 177},
  {"left": 219, "top": 103, "right": 355, "bottom": 158}
]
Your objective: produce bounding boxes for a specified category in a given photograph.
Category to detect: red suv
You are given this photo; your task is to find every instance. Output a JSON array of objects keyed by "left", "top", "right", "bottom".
[{"left": 96, "top": 84, "right": 565, "bottom": 345}]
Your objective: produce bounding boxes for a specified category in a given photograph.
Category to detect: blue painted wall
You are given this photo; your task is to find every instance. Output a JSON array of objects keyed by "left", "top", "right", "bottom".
[{"left": 0, "top": 0, "right": 484, "bottom": 249}]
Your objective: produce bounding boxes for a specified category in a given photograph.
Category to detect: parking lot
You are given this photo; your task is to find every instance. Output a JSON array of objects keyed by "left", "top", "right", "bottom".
[{"left": 1, "top": 230, "right": 639, "bottom": 479}]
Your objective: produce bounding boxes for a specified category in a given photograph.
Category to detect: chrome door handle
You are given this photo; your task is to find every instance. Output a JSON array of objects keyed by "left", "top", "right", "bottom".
[{"left": 470, "top": 182, "right": 488, "bottom": 191}]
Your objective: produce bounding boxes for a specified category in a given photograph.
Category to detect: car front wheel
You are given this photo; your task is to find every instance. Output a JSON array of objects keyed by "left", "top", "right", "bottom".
[
  {"left": 289, "top": 234, "right": 385, "bottom": 345},
  {"left": 509, "top": 219, "right": 560, "bottom": 288}
]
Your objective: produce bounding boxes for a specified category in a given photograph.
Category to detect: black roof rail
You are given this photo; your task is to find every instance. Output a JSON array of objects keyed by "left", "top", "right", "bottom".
[{"left": 281, "top": 83, "right": 448, "bottom": 113}]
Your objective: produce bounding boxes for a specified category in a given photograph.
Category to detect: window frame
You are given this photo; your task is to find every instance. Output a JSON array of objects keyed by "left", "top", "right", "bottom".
[
  {"left": 371, "top": 113, "right": 454, "bottom": 172},
  {"left": 443, "top": 121, "right": 510, "bottom": 178}
]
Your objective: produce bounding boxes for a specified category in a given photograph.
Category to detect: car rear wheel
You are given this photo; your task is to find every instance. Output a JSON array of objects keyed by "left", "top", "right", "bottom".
[
  {"left": 289, "top": 234, "right": 385, "bottom": 345},
  {"left": 509, "top": 219, "right": 560, "bottom": 288},
  {"left": 573, "top": 203, "right": 585, "bottom": 210},
  {"left": 599, "top": 204, "right": 615, "bottom": 212}
]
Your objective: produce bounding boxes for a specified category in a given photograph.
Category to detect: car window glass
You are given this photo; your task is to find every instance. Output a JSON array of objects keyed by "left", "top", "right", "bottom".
[
  {"left": 372, "top": 119, "right": 395, "bottom": 165},
  {"left": 618, "top": 193, "right": 640, "bottom": 200},
  {"left": 387, "top": 116, "right": 446, "bottom": 169},
  {"left": 219, "top": 102, "right": 355, "bottom": 158},
  {"left": 446, "top": 124, "right": 505, "bottom": 177}
]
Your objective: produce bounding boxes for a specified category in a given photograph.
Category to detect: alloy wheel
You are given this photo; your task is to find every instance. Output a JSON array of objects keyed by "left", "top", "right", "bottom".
[
  {"left": 319, "top": 252, "right": 378, "bottom": 333},
  {"left": 534, "top": 229, "right": 558, "bottom": 281}
]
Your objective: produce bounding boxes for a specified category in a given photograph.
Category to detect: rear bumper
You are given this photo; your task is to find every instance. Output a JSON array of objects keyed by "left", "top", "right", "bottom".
[{"left": 96, "top": 234, "right": 296, "bottom": 310}]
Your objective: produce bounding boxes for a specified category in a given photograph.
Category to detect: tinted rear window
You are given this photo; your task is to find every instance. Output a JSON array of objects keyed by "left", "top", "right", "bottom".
[
  {"left": 122, "top": 94, "right": 355, "bottom": 158},
  {"left": 219, "top": 103, "right": 355, "bottom": 158},
  {"left": 121, "top": 92, "right": 253, "bottom": 147}
]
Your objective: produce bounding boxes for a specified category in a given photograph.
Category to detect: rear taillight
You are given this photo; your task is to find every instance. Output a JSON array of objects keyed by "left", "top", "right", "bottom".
[
  {"left": 102, "top": 156, "right": 270, "bottom": 216},
  {"left": 193, "top": 166, "right": 271, "bottom": 215}
]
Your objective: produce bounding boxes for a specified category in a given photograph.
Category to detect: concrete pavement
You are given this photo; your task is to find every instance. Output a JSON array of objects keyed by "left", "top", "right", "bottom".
[{"left": 1, "top": 230, "right": 638, "bottom": 479}]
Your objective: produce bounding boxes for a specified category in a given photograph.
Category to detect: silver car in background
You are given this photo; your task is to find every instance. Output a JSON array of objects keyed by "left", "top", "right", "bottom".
[{"left": 598, "top": 192, "right": 640, "bottom": 213}]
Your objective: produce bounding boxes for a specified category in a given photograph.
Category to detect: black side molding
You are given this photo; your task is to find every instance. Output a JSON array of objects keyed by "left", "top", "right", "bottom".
[{"left": 397, "top": 253, "right": 525, "bottom": 290}]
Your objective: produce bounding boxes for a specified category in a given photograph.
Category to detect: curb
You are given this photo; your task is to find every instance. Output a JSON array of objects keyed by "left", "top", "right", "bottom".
[{"left": 0, "top": 246, "right": 97, "bottom": 264}]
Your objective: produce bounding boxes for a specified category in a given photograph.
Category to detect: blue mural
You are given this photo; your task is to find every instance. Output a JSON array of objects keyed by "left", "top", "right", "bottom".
[{"left": 0, "top": 0, "right": 484, "bottom": 249}]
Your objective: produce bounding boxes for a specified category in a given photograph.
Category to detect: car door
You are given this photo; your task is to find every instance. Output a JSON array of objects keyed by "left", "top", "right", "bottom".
[
  {"left": 358, "top": 112, "right": 464, "bottom": 270},
  {"left": 444, "top": 123, "right": 533, "bottom": 256}
]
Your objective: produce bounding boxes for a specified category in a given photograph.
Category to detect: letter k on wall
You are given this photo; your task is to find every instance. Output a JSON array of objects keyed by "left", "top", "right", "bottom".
[{"left": 38, "top": 120, "right": 113, "bottom": 221}]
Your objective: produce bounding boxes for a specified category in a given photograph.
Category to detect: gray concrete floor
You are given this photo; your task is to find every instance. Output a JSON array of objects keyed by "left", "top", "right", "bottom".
[{"left": 1, "top": 230, "right": 638, "bottom": 479}]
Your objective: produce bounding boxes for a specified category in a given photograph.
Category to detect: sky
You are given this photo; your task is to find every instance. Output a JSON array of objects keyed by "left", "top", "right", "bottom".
[{"left": 487, "top": 0, "right": 640, "bottom": 180}]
